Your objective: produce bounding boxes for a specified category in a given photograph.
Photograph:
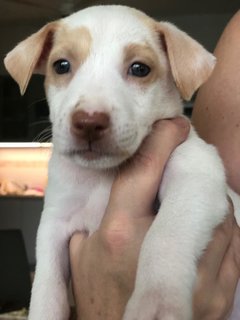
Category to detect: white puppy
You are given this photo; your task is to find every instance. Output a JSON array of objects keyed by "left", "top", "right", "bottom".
[{"left": 4, "top": 5, "right": 240, "bottom": 320}]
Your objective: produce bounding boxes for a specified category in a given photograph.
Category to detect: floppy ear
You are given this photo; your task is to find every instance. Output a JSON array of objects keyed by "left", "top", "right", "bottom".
[
  {"left": 4, "top": 22, "right": 58, "bottom": 95},
  {"left": 157, "top": 22, "right": 216, "bottom": 100}
]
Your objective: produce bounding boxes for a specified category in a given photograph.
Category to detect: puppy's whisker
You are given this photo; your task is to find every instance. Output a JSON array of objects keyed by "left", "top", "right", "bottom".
[
  {"left": 29, "top": 120, "right": 51, "bottom": 127},
  {"left": 38, "top": 131, "right": 52, "bottom": 142},
  {"left": 27, "top": 97, "right": 48, "bottom": 109},
  {"left": 33, "top": 125, "right": 51, "bottom": 137},
  {"left": 33, "top": 126, "right": 52, "bottom": 143}
]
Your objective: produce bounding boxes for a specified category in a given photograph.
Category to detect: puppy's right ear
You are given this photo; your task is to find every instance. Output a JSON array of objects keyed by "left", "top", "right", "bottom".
[{"left": 4, "top": 22, "right": 58, "bottom": 95}]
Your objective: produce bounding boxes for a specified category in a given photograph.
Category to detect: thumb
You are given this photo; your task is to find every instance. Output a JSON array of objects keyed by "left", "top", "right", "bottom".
[
  {"left": 69, "top": 232, "right": 88, "bottom": 263},
  {"left": 105, "top": 117, "right": 190, "bottom": 219}
]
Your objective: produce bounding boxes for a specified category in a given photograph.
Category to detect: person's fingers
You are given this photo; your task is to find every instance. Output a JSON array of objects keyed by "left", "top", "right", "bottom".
[
  {"left": 106, "top": 117, "right": 190, "bottom": 219},
  {"left": 197, "top": 200, "right": 234, "bottom": 281},
  {"left": 69, "top": 232, "right": 87, "bottom": 266},
  {"left": 218, "top": 219, "right": 240, "bottom": 297}
]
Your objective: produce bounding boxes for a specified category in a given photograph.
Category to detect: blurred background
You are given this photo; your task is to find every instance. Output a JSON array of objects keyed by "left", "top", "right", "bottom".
[
  {"left": 0, "top": 0, "right": 239, "bottom": 142},
  {"left": 0, "top": 0, "right": 239, "bottom": 318}
]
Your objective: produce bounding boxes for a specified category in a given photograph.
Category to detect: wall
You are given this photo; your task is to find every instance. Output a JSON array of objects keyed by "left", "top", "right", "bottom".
[{"left": 0, "top": 196, "right": 43, "bottom": 267}]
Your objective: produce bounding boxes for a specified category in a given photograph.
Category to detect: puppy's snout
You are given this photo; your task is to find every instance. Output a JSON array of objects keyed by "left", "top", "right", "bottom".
[{"left": 71, "top": 110, "right": 110, "bottom": 141}]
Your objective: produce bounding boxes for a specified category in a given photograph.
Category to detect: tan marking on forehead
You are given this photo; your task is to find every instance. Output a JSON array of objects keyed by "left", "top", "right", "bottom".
[
  {"left": 45, "top": 25, "right": 92, "bottom": 88},
  {"left": 124, "top": 43, "right": 163, "bottom": 86}
]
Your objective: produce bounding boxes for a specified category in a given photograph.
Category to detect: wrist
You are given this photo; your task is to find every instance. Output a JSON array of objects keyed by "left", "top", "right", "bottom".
[{"left": 74, "top": 281, "right": 130, "bottom": 320}]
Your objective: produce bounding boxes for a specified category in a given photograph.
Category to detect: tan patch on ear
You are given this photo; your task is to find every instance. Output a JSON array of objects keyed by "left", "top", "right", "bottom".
[
  {"left": 156, "top": 22, "right": 216, "bottom": 100},
  {"left": 4, "top": 22, "right": 58, "bottom": 95},
  {"left": 45, "top": 26, "right": 92, "bottom": 88},
  {"left": 123, "top": 43, "right": 162, "bottom": 86}
]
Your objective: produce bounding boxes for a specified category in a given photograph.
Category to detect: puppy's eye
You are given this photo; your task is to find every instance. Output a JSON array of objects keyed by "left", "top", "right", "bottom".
[
  {"left": 128, "top": 62, "right": 151, "bottom": 77},
  {"left": 53, "top": 59, "right": 71, "bottom": 74}
]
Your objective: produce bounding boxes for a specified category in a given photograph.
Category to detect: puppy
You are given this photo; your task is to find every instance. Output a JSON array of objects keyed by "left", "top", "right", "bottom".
[{"left": 4, "top": 5, "right": 240, "bottom": 320}]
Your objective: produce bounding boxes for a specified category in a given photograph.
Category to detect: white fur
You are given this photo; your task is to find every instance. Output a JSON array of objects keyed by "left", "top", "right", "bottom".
[{"left": 5, "top": 5, "right": 240, "bottom": 320}]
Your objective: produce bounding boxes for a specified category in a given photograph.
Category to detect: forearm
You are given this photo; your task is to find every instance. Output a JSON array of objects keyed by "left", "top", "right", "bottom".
[{"left": 192, "top": 11, "right": 240, "bottom": 194}]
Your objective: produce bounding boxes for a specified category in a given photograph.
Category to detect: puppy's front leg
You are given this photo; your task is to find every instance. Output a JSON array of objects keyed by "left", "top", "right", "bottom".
[
  {"left": 28, "top": 214, "right": 71, "bottom": 320},
  {"left": 123, "top": 154, "right": 228, "bottom": 320}
]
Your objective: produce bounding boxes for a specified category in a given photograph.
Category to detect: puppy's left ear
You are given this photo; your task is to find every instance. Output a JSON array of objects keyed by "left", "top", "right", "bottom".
[
  {"left": 157, "top": 22, "right": 216, "bottom": 100},
  {"left": 4, "top": 22, "right": 58, "bottom": 95}
]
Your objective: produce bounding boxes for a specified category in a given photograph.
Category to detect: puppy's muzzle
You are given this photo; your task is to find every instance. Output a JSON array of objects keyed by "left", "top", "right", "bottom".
[{"left": 71, "top": 110, "right": 110, "bottom": 142}]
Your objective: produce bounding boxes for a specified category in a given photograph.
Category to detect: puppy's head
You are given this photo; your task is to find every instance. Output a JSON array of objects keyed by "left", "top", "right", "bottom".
[{"left": 4, "top": 5, "right": 215, "bottom": 169}]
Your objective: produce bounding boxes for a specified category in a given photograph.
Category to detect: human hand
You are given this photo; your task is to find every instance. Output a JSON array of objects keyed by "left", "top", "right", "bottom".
[
  {"left": 193, "top": 200, "right": 240, "bottom": 320},
  {"left": 69, "top": 117, "right": 189, "bottom": 320}
]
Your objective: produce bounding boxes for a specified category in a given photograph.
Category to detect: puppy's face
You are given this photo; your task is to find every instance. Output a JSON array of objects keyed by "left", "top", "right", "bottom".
[
  {"left": 4, "top": 6, "right": 215, "bottom": 169},
  {"left": 45, "top": 7, "right": 181, "bottom": 169}
]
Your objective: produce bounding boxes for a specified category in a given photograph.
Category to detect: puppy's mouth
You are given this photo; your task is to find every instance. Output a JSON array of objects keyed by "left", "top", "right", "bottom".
[
  {"left": 67, "top": 148, "right": 113, "bottom": 160},
  {"left": 65, "top": 141, "right": 123, "bottom": 160},
  {"left": 63, "top": 141, "right": 132, "bottom": 169}
]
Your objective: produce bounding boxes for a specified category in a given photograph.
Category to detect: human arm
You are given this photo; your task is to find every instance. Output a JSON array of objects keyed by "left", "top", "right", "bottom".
[
  {"left": 192, "top": 10, "right": 240, "bottom": 194},
  {"left": 191, "top": 11, "right": 240, "bottom": 318}
]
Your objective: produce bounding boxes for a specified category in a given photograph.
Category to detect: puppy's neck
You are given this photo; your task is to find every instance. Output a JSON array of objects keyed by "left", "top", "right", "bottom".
[{"left": 49, "top": 150, "right": 116, "bottom": 186}]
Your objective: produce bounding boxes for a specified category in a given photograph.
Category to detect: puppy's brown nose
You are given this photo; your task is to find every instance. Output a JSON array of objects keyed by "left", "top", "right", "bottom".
[{"left": 71, "top": 110, "right": 110, "bottom": 141}]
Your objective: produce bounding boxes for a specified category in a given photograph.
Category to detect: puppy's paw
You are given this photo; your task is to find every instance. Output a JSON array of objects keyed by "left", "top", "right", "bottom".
[
  {"left": 123, "top": 289, "right": 192, "bottom": 320},
  {"left": 28, "top": 284, "right": 70, "bottom": 320},
  {"left": 29, "top": 300, "right": 69, "bottom": 320}
]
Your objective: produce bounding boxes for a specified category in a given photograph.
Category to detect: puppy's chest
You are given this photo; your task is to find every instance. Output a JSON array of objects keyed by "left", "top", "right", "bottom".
[
  {"left": 68, "top": 180, "right": 113, "bottom": 234},
  {"left": 46, "top": 163, "right": 115, "bottom": 235}
]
